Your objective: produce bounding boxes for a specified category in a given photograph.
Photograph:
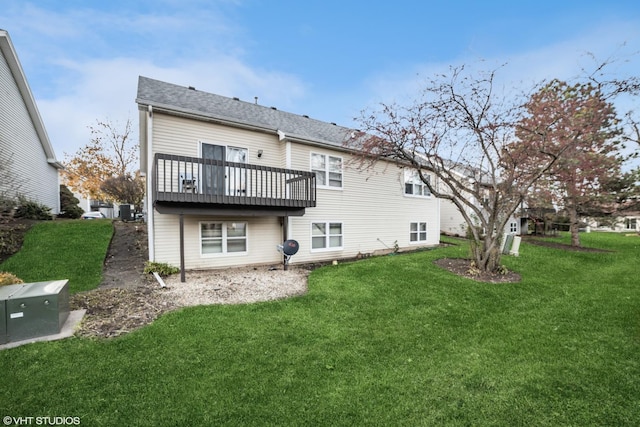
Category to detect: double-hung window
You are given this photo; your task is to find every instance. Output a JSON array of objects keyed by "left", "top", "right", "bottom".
[
  {"left": 410, "top": 222, "right": 428, "bottom": 243},
  {"left": 311, "top": 222, "right": 343, "bottom": 250},
  {"left": 509, "top": 222, "right": 518, "bottom": 233},
  {"left": 201, "top": 222, "right": 247, "bottom": 255},
  {"left": 404, "top": 169, "right": 431, "bottom": 197},
  {"left": 311, "top": 153, "right": 343, "bottom": 188}
]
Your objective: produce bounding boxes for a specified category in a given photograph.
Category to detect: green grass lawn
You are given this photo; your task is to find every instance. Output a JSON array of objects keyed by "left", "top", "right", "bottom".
[
  {"left": 0, "top": 219, "right": 112, "bottom": 293},
  {"left": 1, "top": 223, "right": 639, "bottom": 426}
]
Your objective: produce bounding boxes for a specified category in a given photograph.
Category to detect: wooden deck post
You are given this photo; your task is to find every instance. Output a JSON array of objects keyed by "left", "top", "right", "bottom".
[
  {"left": 282, "top": 215, "right": 289, "bottom": 270},
  {"left": 179, "top": 213, "right": 185, "bottom": 282}
]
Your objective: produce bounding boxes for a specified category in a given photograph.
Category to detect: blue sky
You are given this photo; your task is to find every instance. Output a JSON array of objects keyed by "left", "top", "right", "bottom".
[{"left": 3, "top": 0, "right": 640, "bottom": 161}]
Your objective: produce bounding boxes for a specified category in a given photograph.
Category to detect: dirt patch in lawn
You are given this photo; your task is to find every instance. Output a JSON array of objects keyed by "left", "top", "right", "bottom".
[
  {"left": 99, "top": 221, "right": 150, "bottom": 289},
  {"left": 70, "top": 220, "right": 175, "bottom": 338},
  {"left": 434, "top": 258, "right": 522, "bottom": 284}
]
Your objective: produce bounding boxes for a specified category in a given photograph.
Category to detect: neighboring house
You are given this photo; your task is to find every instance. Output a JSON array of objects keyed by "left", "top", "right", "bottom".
[
  {"left": 438, "top": 163, "right": 524, "bottom": 237},
  {"left": 585, "top": 213, "right": 640, "bottom": 233},
  {"left": 70, "top": 188, "right": 118, "bottom": 219},
  {"left": 621, "top": 214, "right": 640, "bottom": 233},
  {"left": 0, "top": 29, "right": 62, "bottom": 213},
  {"left": 136, "top": 76, "right": 440, "bottom": 271},
  {"left": 440, "top": 196, "right": 523, "bottom": 237}
]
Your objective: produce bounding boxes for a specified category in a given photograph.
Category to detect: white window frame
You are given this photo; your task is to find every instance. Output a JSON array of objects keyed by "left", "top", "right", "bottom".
[
  {"left": 310, "top": 221, "right": 344, "bottom": 252},
  {"left": 404, "top": 169, "right": 431, "bottom": 197},
  {"left": 200, "top": 221, "right": 248, "bottom": 256},
  {"left": 509, "top": 222, "right": 518, "bottom": 233},
  {"left": 409, "top": 222, "right": 428, "bottom": 244},
  {"left": 625, "top": 218, "right": 637, "bottom": 230},
  {"left": 311, "top": 152, "right": 343, "bottom": 189}
]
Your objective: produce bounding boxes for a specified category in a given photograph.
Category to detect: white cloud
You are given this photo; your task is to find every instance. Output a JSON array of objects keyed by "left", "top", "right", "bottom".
[{"left": 38, "top": 55, "right": 307, "bottom": 160}]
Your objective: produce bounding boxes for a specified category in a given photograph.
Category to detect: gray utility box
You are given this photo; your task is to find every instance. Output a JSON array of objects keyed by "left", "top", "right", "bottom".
[
  {"left": 0, "top": 284, "right": 23, "bottom": 344},
  {"left": 1, "top": 280, "right": 69, "bottom": 343}
]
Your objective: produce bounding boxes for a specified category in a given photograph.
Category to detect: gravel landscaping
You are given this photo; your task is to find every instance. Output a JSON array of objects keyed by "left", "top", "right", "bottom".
[{"left": 71, "top": 221, "right": 309, "bottom": 338}]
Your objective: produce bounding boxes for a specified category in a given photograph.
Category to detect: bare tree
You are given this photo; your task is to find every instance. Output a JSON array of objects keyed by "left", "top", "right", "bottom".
[
  {"left": 348, "top": 66, "right": 565, "bottom": 273},
  {"left": 101, "top": 171, "right": 145, "bottom": 212},
  {"left": 62, "top": 118, "right": 138, "bottom": 201}
]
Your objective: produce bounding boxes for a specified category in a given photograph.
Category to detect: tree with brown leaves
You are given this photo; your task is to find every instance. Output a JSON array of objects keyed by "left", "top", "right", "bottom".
[
  {"left": 62, "top": 118, "right": 139, "bottom": 203},
  {"left": 511, "top": 79, "right": 625, "bottom": 247}
]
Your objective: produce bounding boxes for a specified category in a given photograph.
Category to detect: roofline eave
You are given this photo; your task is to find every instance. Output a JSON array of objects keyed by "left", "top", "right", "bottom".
[
  {"left": 136, "top": 99, "right": 358, "bottom": 154},
  {"left": 0, "top": 30, "right": 60, "bottom": 164}
]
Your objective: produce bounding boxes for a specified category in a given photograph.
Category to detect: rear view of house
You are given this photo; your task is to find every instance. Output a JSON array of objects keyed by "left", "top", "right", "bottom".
[
  {"left": 136, "top": 77, "right": 439, "bottom": 272},
  {"left": 0, "top": 29, "right": 62, "bottom": 213}
]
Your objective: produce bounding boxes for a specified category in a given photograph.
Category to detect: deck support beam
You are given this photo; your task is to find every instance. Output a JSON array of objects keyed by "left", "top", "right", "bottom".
[{"left": 179, "top": 213, "right": 185, "bottom": 283}]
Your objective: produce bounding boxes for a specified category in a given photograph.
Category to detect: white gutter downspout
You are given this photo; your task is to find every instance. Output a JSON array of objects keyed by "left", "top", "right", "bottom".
[{"left": 146, "top": 105, "right": 155, "bottom": 261}]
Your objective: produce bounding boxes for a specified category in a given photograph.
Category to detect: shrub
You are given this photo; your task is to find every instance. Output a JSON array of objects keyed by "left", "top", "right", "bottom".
[
  {"left": 143, "top": 261, "right": 179, "bottom": 277},
  {"left": 58, "top": 185, "right": 84, "bottom": 219},
  {"left": 0, "top": 226, "right": 23, "bottom": 259},
  {"left": 0, "top": 196, "right": 16, "bottom": 218},
  {"left": 0, "top": 271, "right": 23, "bottom": 287},
  {"left": 14, "top": 197, "right": 52, "bottom": 220}
]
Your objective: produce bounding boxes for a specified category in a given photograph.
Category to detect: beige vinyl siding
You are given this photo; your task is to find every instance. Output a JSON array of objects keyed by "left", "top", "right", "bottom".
[
  {"left": 148, "top": 113, "right": 439, "bottom": 269},
  {"left": 288, "top": 144, "right": 439, "bottom": 265},
  {"left": 150, "top": 114, "right": 289, "bottom": 268},
  {"left": 153, "top": 214, "right": 283, "bottom": 269},
  {"left": 440, "top": 197, "right": 521, "bottom": 237},
  {"left": 440, "top": 198, "right": 468, "bottom": 236},
  {"left": 0, "top": 52, "right": 59, "bottom": 212},
  {"left": 152, "top": 113, "right": 284, "bottom": 166}
]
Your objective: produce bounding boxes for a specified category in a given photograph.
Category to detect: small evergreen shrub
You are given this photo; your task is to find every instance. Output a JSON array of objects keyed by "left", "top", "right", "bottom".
[
  {"left": 14, "top": 197, "right": 52, "bottom": 220},
  {"left": 59, "top": 185, "right": 84, "bottom": 219},
  {"left": 143, "top": 261, "right": 179, "bottom": 277},
  {"left": 0, "top": 272, "right": 23, "bottom": 287}
]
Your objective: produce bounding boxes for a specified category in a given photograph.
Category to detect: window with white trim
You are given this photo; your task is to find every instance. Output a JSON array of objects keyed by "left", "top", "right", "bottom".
[
  {"left": 404, "top": 169, "right": 431, "bottom": 197},
  {"left": 509, "top": 222, "right": 518, "bottom": 233},
  {"left": 311, "top": 153, "right": 343, "bottom": 188},
  {"left": 410, "top": 222, "right": 427, "bottom": 243},
  {"left": 311, "top": 222, "right": 343, "bottom": 250},
  {"left": 200, "top": 222, "right": 247, "bottom": 255},
  {"left": 625, "top": 218, "right": 637, "bottom": 230}
]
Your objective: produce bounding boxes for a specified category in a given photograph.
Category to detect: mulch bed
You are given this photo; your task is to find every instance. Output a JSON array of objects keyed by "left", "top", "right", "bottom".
[{"left": 433, "top": 258, "right": 521, "bottom": 284}]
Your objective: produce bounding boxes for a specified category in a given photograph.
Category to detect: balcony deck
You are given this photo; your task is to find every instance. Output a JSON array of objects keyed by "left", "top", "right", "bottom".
[{"left": 152, "top": 153, "right": 316, "bottom": 216}]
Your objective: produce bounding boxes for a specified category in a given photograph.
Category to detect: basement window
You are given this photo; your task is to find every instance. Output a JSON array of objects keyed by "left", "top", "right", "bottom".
[{"left": 201, "top": 222, "right": 247, "bottom": 255}]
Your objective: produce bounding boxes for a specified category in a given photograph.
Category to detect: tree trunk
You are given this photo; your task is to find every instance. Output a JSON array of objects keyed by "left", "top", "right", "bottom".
[
  {"left": 568, "top": 205, "right": 581, "bottom": 247},
  {"left": 471, "top": 235, "right": 502, "bottom": 273}
]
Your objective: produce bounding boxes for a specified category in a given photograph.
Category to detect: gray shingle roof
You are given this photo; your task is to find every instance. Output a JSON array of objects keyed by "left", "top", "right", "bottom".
[{"left": 136, "top": 76, "right": 355, "bottom": 148}]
